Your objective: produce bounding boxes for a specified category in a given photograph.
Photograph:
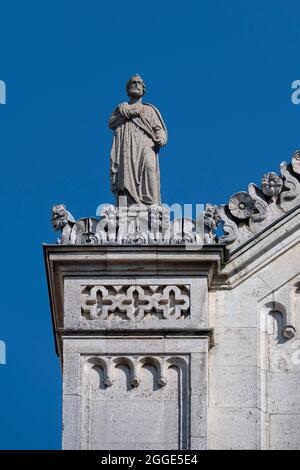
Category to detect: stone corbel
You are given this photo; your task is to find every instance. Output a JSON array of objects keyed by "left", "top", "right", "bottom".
[{"left": 266, "top": 301, "right": 295, "bottom": 340}]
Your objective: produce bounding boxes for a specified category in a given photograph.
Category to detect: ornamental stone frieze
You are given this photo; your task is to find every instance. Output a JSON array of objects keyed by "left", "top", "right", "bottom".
[{"left": 51, "top": 151, "right": 300, "bottom": 253}]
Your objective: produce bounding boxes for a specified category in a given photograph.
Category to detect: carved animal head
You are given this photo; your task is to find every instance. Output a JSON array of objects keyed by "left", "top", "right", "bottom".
[{"left": 51, "top": 204, "right": 69, "bottom": 231}]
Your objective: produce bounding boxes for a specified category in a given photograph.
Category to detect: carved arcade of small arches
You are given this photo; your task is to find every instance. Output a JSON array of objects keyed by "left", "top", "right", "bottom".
[{"left": 83, "top": 355, "right": 188, "bottom": 389}]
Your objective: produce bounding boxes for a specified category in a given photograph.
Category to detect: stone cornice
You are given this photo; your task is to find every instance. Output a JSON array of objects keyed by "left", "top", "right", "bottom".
[
  {"left": 211, "top": 204, "right": 300, "bottom": 289},
  {"left": 43, "top": 245, "right": 224, "bottom": 355}
]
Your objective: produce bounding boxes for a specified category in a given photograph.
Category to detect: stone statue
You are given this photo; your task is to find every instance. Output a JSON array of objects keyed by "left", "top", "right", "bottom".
[{"left": 109, "top": 75, "right": 168, "bottom": 206}]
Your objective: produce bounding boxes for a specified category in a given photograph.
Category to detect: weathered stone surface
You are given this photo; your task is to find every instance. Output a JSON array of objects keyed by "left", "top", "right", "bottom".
[
  {"left": 269, "top": 414, "right": 300, "bottom": 450},
  {"left": 268, "top": 372, "right": 300, "bottom": 414},
  {"left": 209, "top": 366, "right": 257, "bottom": 408},
  {"left": 208, "top": 408, "right": 258, "bottom": 450},
  {"left": 209, "top": 327, "right": 256, "bottom": 367}
]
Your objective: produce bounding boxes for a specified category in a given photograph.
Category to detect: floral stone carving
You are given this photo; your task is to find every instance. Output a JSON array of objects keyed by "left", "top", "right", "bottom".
[
  {"left": 228, "top": 191, "right": 256, "bottom": 220},
  {"left": 262, "top": 172, "right": 283, "bottom": 201}
]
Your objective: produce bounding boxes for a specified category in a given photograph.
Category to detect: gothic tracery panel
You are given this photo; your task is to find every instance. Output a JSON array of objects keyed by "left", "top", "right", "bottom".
[{"left": 80, "top": 284, "right": 190, "bottom": 321}]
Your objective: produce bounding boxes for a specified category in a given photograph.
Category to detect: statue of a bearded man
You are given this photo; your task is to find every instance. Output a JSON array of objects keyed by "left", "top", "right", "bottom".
[{"left": 108, "top": 75, "right": 167, "bottom": 206}]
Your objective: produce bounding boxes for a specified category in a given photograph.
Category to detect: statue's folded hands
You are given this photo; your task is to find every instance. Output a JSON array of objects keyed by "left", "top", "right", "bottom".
[{"left": 118, "top": 102, "right": 142, "bottom": 119}]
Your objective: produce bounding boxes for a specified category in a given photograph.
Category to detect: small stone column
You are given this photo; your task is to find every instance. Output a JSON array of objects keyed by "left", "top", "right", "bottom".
[{"left": 44, "top": 244, "right": 223, "bottom": 450}]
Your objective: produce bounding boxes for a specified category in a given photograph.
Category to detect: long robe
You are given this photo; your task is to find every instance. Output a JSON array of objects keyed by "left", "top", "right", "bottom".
[{"left": 109, "top": 103, "right": 167, "bottom": 206}]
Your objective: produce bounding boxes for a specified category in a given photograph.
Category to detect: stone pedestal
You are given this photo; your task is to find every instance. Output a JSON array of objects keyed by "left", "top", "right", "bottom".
[{"left": 44, "top": 245, "right": 223, "bottom": 450}]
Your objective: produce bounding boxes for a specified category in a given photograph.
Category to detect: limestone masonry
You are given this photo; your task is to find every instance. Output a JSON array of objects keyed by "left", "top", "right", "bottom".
[{"left": 44, "top": 76, "right": 300, "bottom": 449}]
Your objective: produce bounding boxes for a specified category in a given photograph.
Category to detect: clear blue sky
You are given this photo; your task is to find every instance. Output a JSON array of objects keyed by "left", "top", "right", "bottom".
[{"left": 0, "top": 0, "right": 300, "bottom": 449}]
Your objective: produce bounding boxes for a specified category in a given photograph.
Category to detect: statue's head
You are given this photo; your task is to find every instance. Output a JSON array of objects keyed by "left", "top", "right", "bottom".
[{"left": 126, "top": 74, "right": 145, "bottom": 98}]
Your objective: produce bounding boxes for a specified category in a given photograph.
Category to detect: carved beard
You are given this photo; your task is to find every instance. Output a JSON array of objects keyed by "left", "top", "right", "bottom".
[{"left": 129, "top": 85, "right": 143, "bottom": 97}]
